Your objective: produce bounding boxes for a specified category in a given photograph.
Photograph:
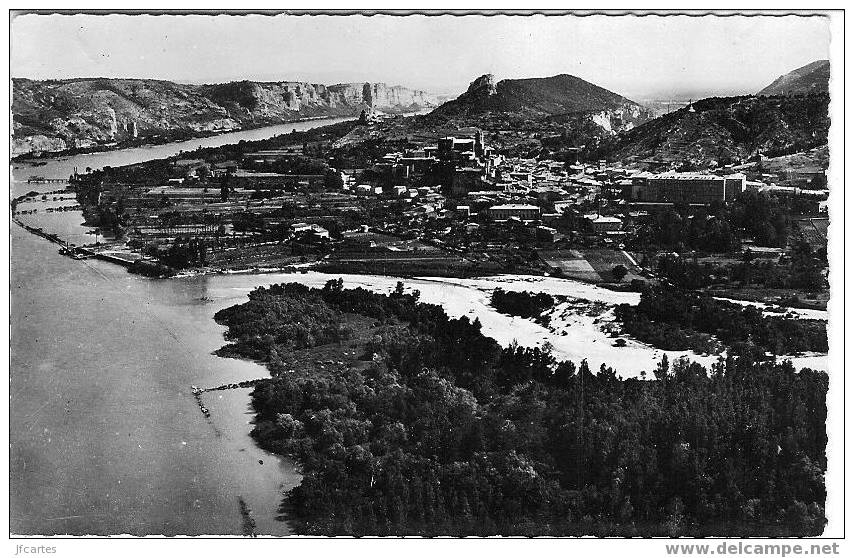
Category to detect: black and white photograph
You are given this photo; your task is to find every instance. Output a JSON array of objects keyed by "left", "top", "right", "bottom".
[{"left": 5, "top": 6, "right": 846, "bottom": 548}]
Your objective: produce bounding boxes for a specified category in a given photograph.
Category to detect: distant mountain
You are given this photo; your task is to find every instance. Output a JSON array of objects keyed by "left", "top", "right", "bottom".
[
  {"left": 12, "top": 78, "right": 438, "bottom": 156},
  {"left": 758, "top": 60, "right": 830, "bottom": 96},
  {"left": 424, "top": 73, "right": 651, "bottom": 134},
  {"left": 590, "top": 94, "right": 830, "bottom": 166}
]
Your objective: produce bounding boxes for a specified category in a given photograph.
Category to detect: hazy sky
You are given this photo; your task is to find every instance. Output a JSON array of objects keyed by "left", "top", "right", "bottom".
[{"left": 11, "top": 12, "right": 831, "bottom": 99}]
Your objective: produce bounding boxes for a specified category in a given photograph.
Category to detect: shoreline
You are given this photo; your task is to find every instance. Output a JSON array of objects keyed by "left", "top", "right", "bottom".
[
  {"left": 10, "top": 221, "right": 299, "bottom": 535},
  {"left": 11, "top": 216, "right": 69, "bottom": 247},
  {"left": 11, "top": 109, "right": 428, "bottom": 161},
  {"left": 199, "top": 271, "right": 828, "bottom": 373},
  {"left": 12, "top": 114, "right": 351, "bottom": 161},
  {"left": 12, "top": 216, "right": 829, "bottom": 323}
]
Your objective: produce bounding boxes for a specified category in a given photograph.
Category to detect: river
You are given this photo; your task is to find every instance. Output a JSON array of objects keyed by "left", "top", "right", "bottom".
[
  {"left": 11, "top": 115, "right": 357, "bottom": 184},
  {"left": 9, "top": 117, "right": 357, "bottom": 535},
  {"left": 10, "top": 223, "right": 309, "bottom": 535}
]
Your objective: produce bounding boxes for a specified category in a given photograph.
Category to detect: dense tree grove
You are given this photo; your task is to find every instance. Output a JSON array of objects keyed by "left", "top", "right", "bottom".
[
  {"left": 490, "top": 288, "right": 555, "bottom": 319},
  {"left": 155, "top": 236, "right": 208, "bottom": 269},
  {"left": 656, "top": 246, "right": 827, "bottom": 293},
  {"left": 631, "top": 191, "right": 796, "bottom": 253},
  {"left": 730, "top": 192, "right": 791, "bottom": 248},
  {"left": 634, "top": 205, "right": 740, "bottom": 253},
  {"left": 214, "top": 281, "right": 828, "bottom": 536},
  {"left": 214, "top": 287, "right": 353, "bottom": 360},
  {"left": 615, "top": 286, "right": 827, "bottom": 356}
]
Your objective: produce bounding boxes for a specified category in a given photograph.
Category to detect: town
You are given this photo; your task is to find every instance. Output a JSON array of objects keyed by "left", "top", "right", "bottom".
[
  {"left": 9, "top": 11, "right": 836, "bottom": 541},
  {"left": 44, "top": 106, "right": 828, "bottom": 310}
]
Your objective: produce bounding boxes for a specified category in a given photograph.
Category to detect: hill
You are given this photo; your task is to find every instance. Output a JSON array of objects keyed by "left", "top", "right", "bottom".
[
  {"left": 423, "top": 73, "right": 651, "bottom": 134},
  {"left": 758, "top": 60, "right": 830, "bottom": 96},
  {"left": 12, "top": 78, "right": 438, "bottom": 156},
  {"left": 587, "top": 93, "right": 830, "bottom": 167}
]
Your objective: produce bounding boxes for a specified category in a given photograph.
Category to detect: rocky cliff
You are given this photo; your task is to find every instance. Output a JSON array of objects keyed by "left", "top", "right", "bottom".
[
  {"left": 425, "top": 73, "right": 651, "bottom": 135},
  {"left": 12, "top": 78, "right": 438, "bottom": 156},
  {"left": 588, "top": 94, "right": 830, "bottom": 166}
]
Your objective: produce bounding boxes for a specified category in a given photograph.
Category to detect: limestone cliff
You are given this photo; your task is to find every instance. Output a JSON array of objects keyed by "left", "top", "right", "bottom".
[{"left": 12, "top": 77, "right": 438, "bottom": 156}]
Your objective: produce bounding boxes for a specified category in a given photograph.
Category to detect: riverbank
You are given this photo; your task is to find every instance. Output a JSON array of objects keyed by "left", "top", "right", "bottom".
[
  {"left": 10, "top": 115, "right": 362, "bottom": 188},
  {"left": 12, "top": 216, "right": 68, "bottom": 247},
  {"left": 12, "top": 106, "right": 426, "bottom": 163},
  {"left": 11, "top": 208, "right": 828, "bottom": 375},
  {"left": 188, "top": 270, "right": 829, "bottom": 377},
  {"left": 12, "top": 113, "right": 364, "bottom": 161}
]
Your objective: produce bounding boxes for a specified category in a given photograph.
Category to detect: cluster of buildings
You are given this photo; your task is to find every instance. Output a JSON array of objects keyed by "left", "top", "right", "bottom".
[
  {"left": 329, "top": 131, "right": 763, "bottom": 244},
  {"left": 118, "top": 123, "right": 826, "bottom": 258},
  {"left": 625, "top": 172, "right": 747, "bottom": 205}
]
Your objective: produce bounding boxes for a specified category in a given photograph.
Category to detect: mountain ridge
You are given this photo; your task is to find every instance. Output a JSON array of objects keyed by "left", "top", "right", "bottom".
[
  {"left": 424, "top": 73, "right": 651, "bottom": 136},
  {"left": 587, "top": 93, "right": 830, "bottom": 167},
  {"left": 758, "top": 60, "right": 830, "bottom": 96},
  {"left": 431, "top": 73, "right": 644, "bottom": 116},
  {"left": 12, "top": 77, "right": 439, "bottom": 156}
]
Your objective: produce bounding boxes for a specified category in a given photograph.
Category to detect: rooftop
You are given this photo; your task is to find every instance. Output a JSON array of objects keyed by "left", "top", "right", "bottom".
[
  {"left": 648, "top": 172, "right": 747, "bottom": 180},
  {"left": 584, "top": 215, "right": 622, "bottom": 223},
  {"left": 490, "top": 204, "right": 540, "bottom": 211}
]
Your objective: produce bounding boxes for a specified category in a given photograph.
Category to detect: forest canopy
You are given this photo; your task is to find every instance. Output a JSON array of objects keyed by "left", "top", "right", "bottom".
[
  {"left": 615, "top": 285, "right": 827, "bottom": 357},
  {"left": 214, "top": 281, "right": 829, "bottom": 536}
]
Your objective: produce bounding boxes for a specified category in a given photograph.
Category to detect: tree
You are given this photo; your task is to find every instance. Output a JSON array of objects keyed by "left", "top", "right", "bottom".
[
  {"left": 612, "top": 264, "right": 628, "bottom": 282},
  {"left": 220, "top": 169, "right": 232, "bottom": 202},
  {"left": 393, "top": 281, "right": 406, "bottom": 297},
  {"left": 324, "top": 169, "right": 344, "bottom": 189}
]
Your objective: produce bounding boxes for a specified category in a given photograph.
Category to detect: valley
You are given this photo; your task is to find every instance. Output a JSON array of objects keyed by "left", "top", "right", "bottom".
[{"left": 9, "top": 12, "right": 837, "bottom": 539}]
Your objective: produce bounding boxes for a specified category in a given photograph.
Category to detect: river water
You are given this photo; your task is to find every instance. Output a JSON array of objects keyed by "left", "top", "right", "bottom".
[
  {"left": 11, "top": 116, "right": 356, "bottom": 183},
  {"left": 10, "top": 220, "right": 310, "bottom": 535},
  {"left": 9, "top": 117, "right": 357, "bottom": 535}
]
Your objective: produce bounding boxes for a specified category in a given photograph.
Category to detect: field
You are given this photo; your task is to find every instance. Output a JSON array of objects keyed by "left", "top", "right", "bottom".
[
  {"left": 762, "top": 145, "right": 829, "bottom": 174},
  {"left": 317, "top": 257, "right": 504, "bottom": 278},
  {"left": 207, "top": 243, "right": 315, "bottom": 270},
  {"left": 323, "top": 236, "right": 506, "bottom": 277},
  {"left": 540, "top": 248, "right": 642, "bottom": 283}
]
